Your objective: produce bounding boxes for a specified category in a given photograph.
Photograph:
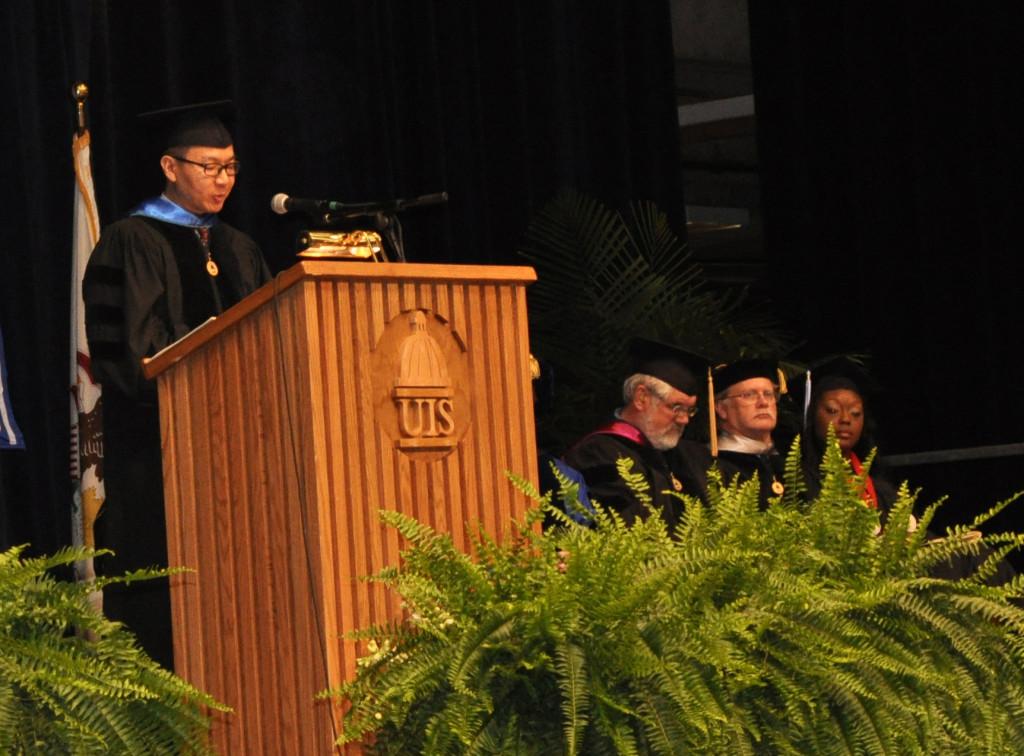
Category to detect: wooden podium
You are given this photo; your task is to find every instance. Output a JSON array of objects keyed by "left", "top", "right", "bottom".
[{"left": 142, "top": 260, "right": 539, "bottom": 754}]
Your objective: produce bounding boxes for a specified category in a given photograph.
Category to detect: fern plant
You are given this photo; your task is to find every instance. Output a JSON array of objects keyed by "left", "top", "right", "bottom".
[
  {"left": 331, "top": 443, "right": 1024, "bottom": 754},
  {"left": 519, "top": 189, "right": 797, "bottom": 449},
  {"left": 0, "top": 545, "right": 227, "bottom": 755}
]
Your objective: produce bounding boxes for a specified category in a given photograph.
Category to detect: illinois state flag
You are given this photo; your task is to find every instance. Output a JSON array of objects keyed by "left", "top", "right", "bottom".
[
  {"left": 71, "top": 127, "right": 104, "bottom": 597},
  {"left": 0, "top": 325, "right": 24, "bottom": 449}
]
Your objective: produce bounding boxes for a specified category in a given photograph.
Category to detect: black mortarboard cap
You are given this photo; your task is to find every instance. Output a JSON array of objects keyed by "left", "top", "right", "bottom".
[
  {"left": 807, "top": 356, "right": 876, "bottom": 399},
  {"left": 137, "top": 99, "right": 234, "bottom": 154},
  {"left": 627, "top": 338, "right": 707, "bottom": 396},
  {"left": 711, "top": 358, "right": 781, "bottom": 396},
  {"left": 799, "top": 356, "right": 878, "bottom": 422}
]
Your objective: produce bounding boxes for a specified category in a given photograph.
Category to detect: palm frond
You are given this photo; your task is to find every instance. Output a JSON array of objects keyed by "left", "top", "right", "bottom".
[{"left": 519, "top": 189, "right": 798, "bottom": 449}]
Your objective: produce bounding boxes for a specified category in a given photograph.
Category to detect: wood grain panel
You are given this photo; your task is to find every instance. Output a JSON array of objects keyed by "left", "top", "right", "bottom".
[
  {"left": 261, "top": 289, "right": 326, "bottom": 754},
  {"left": 153, "top": 262, "right": 537, "bottom": 753},
  {"left": 229, "top": 317, "right": 271, "bottom": 749}
]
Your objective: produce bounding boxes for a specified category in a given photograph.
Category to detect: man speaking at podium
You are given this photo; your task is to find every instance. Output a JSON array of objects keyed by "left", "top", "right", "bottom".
[{"left": 83, "top": 101, "right": 270, "bottom": 667}]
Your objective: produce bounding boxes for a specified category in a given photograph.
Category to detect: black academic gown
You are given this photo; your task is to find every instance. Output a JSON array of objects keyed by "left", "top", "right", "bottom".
[
  {"left": 666, "top": 441, "right": 713, "bottom": 507},
  {"left": 83, "top": 216, "right": 270, "bottom": 668},
  {"left": 563, "top": 422, "right": 708, "bottom": 531},
  {"left": 714, "top": 447, "right": 786, "bottom": 510}
]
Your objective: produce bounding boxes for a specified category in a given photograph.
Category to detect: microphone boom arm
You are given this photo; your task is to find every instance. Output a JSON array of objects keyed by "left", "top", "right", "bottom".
[{"left": 325, "top": 191, "right": 448, "bottom": 220}]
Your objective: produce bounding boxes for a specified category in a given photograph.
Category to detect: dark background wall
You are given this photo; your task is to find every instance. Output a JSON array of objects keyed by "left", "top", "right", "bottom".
[
  {"left": 749, "top": 4, "right": 1024, "bottom": 536},
  {"left": 2, "top": 1, "right": 1023, "bottom": 555},
  {"left": 0, "top": 0, "right": 684, "bottom": 554}
]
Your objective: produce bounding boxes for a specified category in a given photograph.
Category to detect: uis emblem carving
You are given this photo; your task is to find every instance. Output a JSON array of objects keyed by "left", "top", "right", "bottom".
[
  {"left": 372, "top": 308, "right": 469, "bottom": 459},
  {"left": 394, "top": 311, "right": 455, "bottom": 448}
]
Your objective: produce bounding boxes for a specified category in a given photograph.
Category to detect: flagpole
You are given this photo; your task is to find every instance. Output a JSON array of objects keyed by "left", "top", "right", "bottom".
[
  {"left": 0, "top": 326, "right": 25, "bottom": 449},
  {"left": 70, "top": 81, "right": 104, "bottom": 618}
]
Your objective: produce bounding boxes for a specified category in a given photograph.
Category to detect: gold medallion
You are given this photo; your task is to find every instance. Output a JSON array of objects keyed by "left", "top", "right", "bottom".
[
  {"left": 206, "top": 259, "right": 220, "bottom": 277},
  {"left": 671, "top": 473, "right": 683, "bottom": 492},
  {"left": 771, "top": 479, "right": 785, "bottom": 496}
]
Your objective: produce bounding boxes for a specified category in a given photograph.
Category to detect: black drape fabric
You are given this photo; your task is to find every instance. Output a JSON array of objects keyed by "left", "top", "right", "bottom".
[
  {"left": 84, "top": 1, "right": 685, "bottom": 272},
  {"left": 749, "top": 5, "right": 1024, "bottom": 525},
  {"left": 0, "top": 1, "right": 80, "bottom": 554},
  {"left": 0, "top": 1, "right": 683, "bottom": 554}
]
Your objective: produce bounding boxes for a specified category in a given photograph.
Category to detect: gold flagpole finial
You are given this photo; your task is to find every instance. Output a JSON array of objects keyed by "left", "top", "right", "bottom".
[{"left": 72, "top": 82, "right": 89, "bottom": 135}]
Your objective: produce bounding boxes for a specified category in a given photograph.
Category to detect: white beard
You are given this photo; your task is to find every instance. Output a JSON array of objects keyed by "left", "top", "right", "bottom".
[{"left": 644, "top": 422, "right": 683, "bottom": 451}]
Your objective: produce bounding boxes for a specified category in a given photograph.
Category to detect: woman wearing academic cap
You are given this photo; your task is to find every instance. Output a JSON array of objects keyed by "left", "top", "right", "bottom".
[
  {"left": 82, "top": 101, "right": 270, "bottom": 669},
  {"left": 799, "top": 359, "right": 899, "bottom": 515},
  {"left": 799, "top": 365, "right": 968, "bottom": 587},
  {"left": 800, "top": 361, "right": 1020, "bottom": 584}
]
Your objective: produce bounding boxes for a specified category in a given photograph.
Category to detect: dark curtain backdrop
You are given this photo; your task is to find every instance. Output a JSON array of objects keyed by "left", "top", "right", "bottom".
[
  {"left": 750, "top": 5, "right": 1024, "bottom": 533},
  {"left": 0, "top": 1, "right": 684, "bottom": 554}
]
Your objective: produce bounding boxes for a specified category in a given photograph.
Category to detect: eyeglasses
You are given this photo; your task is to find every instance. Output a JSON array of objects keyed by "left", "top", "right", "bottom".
[
  {"left": 168, "top": 155, "right": 241, "bottom": 177},
  {"left": 648, "top": 387, "right": 699, "bottom": 417},
  {"left": 722, "top": 388, "right": 780, "bottom": 404}
]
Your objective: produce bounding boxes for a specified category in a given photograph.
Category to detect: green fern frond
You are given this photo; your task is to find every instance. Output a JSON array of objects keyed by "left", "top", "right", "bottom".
[
  {"left": 781, "top": 435, "right": 807, "bottom": 507},
  {"left": 331, "top": 448, "right": 1024, "bottom": 753},
  {"left": 446, "top": 612, "right": 520, "bottom": 695},
  {"left": 615, "top": 456, "right": 653, "bottom": 510},
  {"left": 897, "top": 592, "right": 994, "bottom": 670},
  {"left": 0, "top": 545, "right": 224, "bottom": 755},
  {"left": 910, "top": 487, "right": 944, "bottom": 537},
  {"left": 554, "top": 641, "right": 589, "bottom": 755},
  {"left": 966, "top": 491, "right": 1024, "bottom": 531}
]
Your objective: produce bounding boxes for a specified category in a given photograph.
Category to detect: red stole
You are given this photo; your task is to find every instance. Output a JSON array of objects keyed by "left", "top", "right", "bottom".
[
  {"left": 848, "top": 452, "right": 878, "bottom": 509},
  {"left": 584, "top": 420, "right": 649, "bottom": 446}
]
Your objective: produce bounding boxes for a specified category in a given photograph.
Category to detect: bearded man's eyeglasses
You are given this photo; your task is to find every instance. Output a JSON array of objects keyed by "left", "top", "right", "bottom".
[{"left": 648, "top": 387, "right": 699, "bottom": 417}]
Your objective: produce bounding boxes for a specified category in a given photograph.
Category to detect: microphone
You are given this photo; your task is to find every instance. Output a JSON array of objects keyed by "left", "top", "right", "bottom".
[{"left": 270, "top": 193, "right": 346, "bottom": 215}]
